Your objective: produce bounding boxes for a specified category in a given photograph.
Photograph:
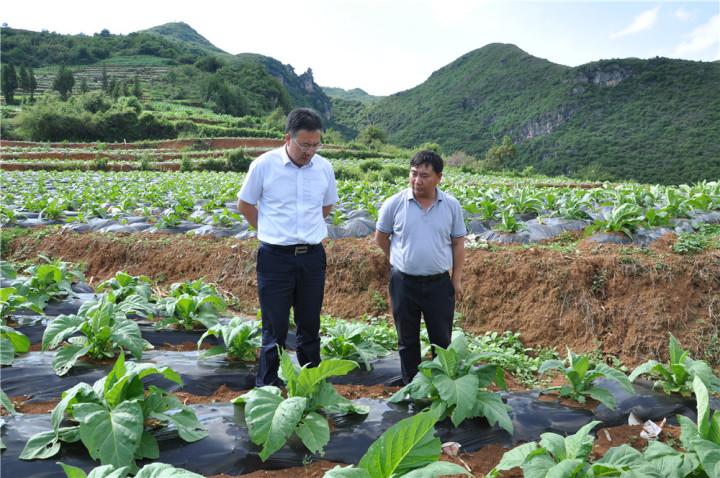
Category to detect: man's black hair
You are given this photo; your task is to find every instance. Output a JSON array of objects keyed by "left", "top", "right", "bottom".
[
  {"left": 285, "top": 108, "right": 323, "bottom": 136},
  {"left": 410, "top": 150, "right": 444, "bottom": 174}
]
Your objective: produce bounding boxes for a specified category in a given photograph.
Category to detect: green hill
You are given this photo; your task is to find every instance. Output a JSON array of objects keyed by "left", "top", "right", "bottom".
[
  {"left": 142, "top": 22, "right": 224, "bottom": 54},
  {"left": 0, "top": 23, "right": 330, "bottom": 120},
  {"left": 361, "top": 43, "right": 720, "bottom": 184},
  {"left": 323, "top": 87, "right": 383, "bottom": 105}
]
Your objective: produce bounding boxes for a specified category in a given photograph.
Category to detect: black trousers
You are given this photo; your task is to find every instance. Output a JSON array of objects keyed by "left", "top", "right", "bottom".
[
  {"left": 389, "top": 267, "right": 455, "bottom": 384},
  {"left": 255, "top": 242, "right": 325, "bottom": 386}
]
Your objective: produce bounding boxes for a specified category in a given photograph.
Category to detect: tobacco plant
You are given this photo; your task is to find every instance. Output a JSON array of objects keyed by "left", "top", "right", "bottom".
[
  {"left": 389, "top": 333, "right": 513, "bottom": 433},
  {"left": 20, "top": 353, "right": 207, "bottom": 470},
  {"left": 197, "top": 317, "right": 260, "bottom": 361},
  {"left": 539, "top": 348, "right": 633, "bottom": 410},
  {"left": 325, "top": 408, "right": 470, "bottom": 478},
  {"left": 629, "top": 334, "right": 720, "bottom": 396},
  {"left": 42, "top": 294, "right": 153, "bottom": 375},
  {"left": 233, "top": 350, "right": 368, "bottom": 460}
]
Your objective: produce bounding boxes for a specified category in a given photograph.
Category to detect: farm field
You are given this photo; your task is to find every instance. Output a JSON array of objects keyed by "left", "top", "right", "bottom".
[{"left": 2, "top": 138, "right": 720, "bottom": 476}]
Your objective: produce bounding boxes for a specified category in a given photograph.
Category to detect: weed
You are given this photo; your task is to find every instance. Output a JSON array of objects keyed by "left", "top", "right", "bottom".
[
  {"left": 369, "top": 289, "right": 388, "bottom": 313},
  {"left": 590, "top": 269, "right": 608, "bottom": 297}
]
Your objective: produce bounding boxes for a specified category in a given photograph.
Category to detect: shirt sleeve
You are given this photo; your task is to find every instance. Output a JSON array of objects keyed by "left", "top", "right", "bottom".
[
  {"left": 376, "top": 195, "right": 395, "bottom": 234},
  {"left": 323, "top": 165, "right": 339, "bottom": 206},
  {"left": 237, "top": 159, "right": 262, "bottom": 205},
  {"left": 451, "top": 199, "right": 467, "bottom": 238}
]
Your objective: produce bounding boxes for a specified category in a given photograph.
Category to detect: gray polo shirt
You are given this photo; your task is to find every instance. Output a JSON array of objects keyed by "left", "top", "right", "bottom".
[{"left": 376, "top": 188, "right": 466, "bottom": 275}]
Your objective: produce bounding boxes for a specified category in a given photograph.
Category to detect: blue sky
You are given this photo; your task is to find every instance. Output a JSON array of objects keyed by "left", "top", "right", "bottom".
[{"left": 2, "top": 0, "right": 718, "bottom": 95}]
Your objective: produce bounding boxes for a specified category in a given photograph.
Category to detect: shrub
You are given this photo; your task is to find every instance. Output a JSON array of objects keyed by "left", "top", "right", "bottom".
[
  {"left": 358, "top": 159, "right": 384, "bottom": 172},
  {"left": 224, "top": 148, "right": 252, "bottom": 172}
]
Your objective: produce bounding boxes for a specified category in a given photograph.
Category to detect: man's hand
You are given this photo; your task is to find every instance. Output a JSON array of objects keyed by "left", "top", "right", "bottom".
[{"left": 451, "top": 275, "right": 463, "bottom": 301}]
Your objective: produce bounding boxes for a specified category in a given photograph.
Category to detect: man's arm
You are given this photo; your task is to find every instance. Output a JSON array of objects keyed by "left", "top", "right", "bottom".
[
  {"left": 238, "top": 199, "right": 258, "bottom": 230},
  {"left": 375, "top": 230, "right": 391, "bottom": 259},
  {"left": 451, "top": 236, "right": 465, "bottom": 299},
  {"left": 322, "top": 205, "right": 333, "bottom": 218}
]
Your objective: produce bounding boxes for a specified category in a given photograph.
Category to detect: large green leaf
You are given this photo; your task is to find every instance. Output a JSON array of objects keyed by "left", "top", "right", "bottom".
[
  {"left": 109, "top": 319, "right": 144, "bottom": 359},
  {"left": 594, "top": 363, "right": 633, "bottom": 393},
  {"left": 0, "top": 336, "right": 14, "bottom": 365},
  {"left": 2, "top": 325, "right": 30, "bottom": 354},
  {"left": 295, "top": 411, "right": 330, "bottom": 455},
  {"left": 52, "top": 343, "right": 91, "bottom": 376},
  {"left": 103, "top": 361, "right": 182, "bottom": 409},
  {"left": 241, "top": 387, "right": 308, "bottom": 461},
  {"left": 324, "top": 466, "right": 372, "bottom": 478},
  {"left": 628, "top": 360, "right": 662, "bottom": 382},
  {"left": 491, "top": 442, "right": 539, "bottom": 472},
  {"left": 358, "top": 409, "right": 441, "bottom": 478},
  {"left": 1, "top": 388, "right": 17, "bottom": 415},
  {"left": 563, "top": 420, "right": 600, "bottom": 461},
  {"left": 152, "top": 408, "right": 207, "bottom": 442},
  {"left": 694, "top": 375, "right": 710, "bottom": 439},
  {"left": 58, "top": 462, "right": 129, "bottom": 478},
  {"left": 544, "top": 458, "right": 586, "bottom": 477},
  {"left": 402, "top": 461, "right": 470, "bottom": 478},
  {"left": 52, "top": 382, "right": 98, "bottom": 430},
  {"left": 538, "top": 359, "right": 565, "bottom": 375},
  {"left": 73, "top": 400, "right": 144, "bottom": 468},
  {"left": 433, "top": 374, "right": 478, "bottom": 426},
  {"left": 133, "top": 463, "right": 204, "bottom": 478},
  {"left": 42, "top": 314, "right": 86, "bottom": 350},
  {"left": 20, "top": 430, "right": 62, "bottom": 459},
  {"left": 135, "top": 431, "right": 159, "bottom": 460},
  {"left": 294, "top": 359, "right": 358, "bottom": 397},
  {"left": 476, "top": 391, "right": 513, "bottom": 434},
  {"left": 435, "top": 347, "right": 458, "bottom": 377},
  {"left": 587, "top": 386, "right": 616, "bottom": 410}
]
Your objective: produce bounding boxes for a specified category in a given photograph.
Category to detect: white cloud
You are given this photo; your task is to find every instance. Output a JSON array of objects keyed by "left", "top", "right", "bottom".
[
  {"left": 610, "top": 6, "right": 660, "bottom": 39},
  {"left": 674, "top": 7, "right": 692, "bottom": 22},
  {"left": 674, "top": 14, "right": 720, "bottom": 56}
]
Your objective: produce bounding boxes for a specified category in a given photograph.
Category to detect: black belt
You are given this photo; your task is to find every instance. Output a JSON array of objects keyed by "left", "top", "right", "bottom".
[
  {"left": 261, "top": 242, "right": 319, "bottom": 255},
  {"left": 398, "top": 270, "right": 449, "bottom": 282}
]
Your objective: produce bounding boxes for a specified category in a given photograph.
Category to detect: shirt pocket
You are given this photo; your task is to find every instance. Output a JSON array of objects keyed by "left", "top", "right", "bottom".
[{"left": 303, "top": 172, "right": 328, "bottom": 207}]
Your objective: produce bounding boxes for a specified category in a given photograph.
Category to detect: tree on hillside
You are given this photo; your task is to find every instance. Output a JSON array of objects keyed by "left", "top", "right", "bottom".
[
  {"left": 28, "top": 68, "right": 37, "bottom": 100},
  {"left": 483, "top": 135, "right": 517, "bottom": 170},
  {"left": 132, "top": 74, "right": 142, "bottom": 98},
  {"left": 195, "top": 56, "right": 223, "bottom": 73},
  {"left": 101, "top": 64, "right": 109, "bottom": 92},
  {"left": 53, "top": 66, "right": 75, "bottom": 100},
  {"left": 357, "top": 125, "right": 387, "bottom": 146},
  {"left": 18, "top": 66, "right": 29, "bottom": 93},
  {"left": 2, "top": 64, "right": 18, "bottom": 104},
  {"left": 79, "top": 78, "right": 89, "bottom": 93}
]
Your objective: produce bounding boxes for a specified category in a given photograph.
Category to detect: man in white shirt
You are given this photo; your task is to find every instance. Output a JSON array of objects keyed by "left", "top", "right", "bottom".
[
  {"left": 237, "top": 108, "right": 338, "bottom": 386},
  {"left": 375, "top": 150, "right": 467, "bottom": 384}
]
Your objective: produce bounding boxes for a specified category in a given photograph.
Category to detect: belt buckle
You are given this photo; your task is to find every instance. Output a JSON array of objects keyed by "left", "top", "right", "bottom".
[{"left": 294, "top": 245, "right": 309, "bottom": 255}]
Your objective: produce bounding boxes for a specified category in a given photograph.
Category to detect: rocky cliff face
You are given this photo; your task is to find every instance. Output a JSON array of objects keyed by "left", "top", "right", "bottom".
[
  {"left": 574, "top": 63, "right": 633, "bottom": 87},
  {"left": 520, "top": 107, "right": 575, "bottom": 139}
]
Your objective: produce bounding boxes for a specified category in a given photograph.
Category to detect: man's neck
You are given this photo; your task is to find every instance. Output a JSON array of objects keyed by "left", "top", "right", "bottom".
[
  {"left": 285, "top": 145, "right": 307, "bottom": 168},
  {"left": 413, "top": 188, "right": 437, "bottom": 207}
]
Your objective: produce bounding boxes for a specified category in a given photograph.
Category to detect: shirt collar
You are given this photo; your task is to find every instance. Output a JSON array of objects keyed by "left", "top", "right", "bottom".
[
  {"left": 406, "top": 187, "right": 444, "bottom": 203},
  {"left": 282, "top": 145, "right": 314, "bottom": 168}
]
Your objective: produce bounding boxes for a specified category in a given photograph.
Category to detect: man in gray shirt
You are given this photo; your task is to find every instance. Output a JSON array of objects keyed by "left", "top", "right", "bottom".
[{"left": 375, "top": 150, "right": 467, "bottom": 384}]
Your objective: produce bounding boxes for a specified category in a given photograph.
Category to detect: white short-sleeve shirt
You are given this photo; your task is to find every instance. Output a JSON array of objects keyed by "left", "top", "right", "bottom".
[{"left": 238, "top": 146, "right": 338, "bottom": 245}]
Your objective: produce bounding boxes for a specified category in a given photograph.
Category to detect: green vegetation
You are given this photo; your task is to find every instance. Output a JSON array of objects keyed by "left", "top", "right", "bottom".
[
  {"left": 20, "top": 353, "right": 207, "bottom": 470},
  {"left": 325, "top": 408, "right": 470, "bottom": 478},
  {"left": 42, "top": 294, "right": 152, "bottom": 375},
  {"left": 629, "top": 334, "right": 720, "bottom": 396},
  {"left": 539, "top": 348, "right": 634, "bottom": 409},
  {"left": 233, "top": 350, "right": 368, "bottom": 460},
  {"left": 59, "top": 462, "right": 203, "bottom": 478},
  {"left": 0, "top": 321, "right": 30, "bottom": 365},
  {"left": 9, "top": 255, "right": 84, "bottom": 309},
  {"left": 361, "top": 44, "right": 720, "bottom": 184},
  {"left": 320, "top": 318, "right": 392, "bottom": 370},
  {"left": 197, "top": 317, "right": 261, "bottom": 361},
  {"left": 390, "top": 333, "right": 513, "bottom": 433}
]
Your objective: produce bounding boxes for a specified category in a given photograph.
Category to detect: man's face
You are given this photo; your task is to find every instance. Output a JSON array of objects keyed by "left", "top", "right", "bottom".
[
  {"left": 285, "top": 129, "right": 322, "bottom": 165},
  {"left": 410, "top": 163, "right": 442, "bottom": 198}
]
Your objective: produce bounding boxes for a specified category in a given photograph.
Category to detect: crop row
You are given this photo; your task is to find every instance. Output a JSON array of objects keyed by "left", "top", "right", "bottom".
[{"left": 2, "top": 258, "right": 720, "bottom": 477}]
